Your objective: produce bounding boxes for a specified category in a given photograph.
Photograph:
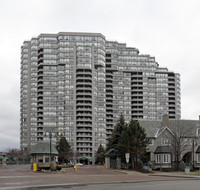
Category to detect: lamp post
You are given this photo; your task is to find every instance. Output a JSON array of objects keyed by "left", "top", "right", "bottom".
[
  {"left": 45, "top": 130, "right": 57, "bottom": 162},
  {"left": 192, "top": 138, "right": 195, "bottom": 170}
]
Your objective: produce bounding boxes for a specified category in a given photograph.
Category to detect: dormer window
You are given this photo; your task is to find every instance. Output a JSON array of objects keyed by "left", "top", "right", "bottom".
[{"left": 161, "top": 138, "right": 171, "bottom": 146}]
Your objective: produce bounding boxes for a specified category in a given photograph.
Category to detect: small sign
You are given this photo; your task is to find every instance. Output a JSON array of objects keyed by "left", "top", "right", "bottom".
[
  {"left": 125, "top": 153, "right": 130, "bottom": 163},
  {"left": 185, "top": 167, "right": 190, "bottom": 174}
]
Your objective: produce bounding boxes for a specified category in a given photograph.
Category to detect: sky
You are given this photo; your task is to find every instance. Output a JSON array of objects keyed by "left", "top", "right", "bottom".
[{"left": 0, "top": 0, "right": 200, "bottom": 151}]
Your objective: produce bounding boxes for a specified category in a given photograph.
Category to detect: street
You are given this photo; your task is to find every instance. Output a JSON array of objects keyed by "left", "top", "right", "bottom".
[
  {"left": 4, "top": 179, "right": 200, "bottom": 190},
  {"left": 0, "top": 165, "right": 199, "bottom": 190}
]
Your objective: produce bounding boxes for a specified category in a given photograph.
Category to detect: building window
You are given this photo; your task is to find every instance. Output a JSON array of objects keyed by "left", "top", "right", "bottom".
[
  {"left": 155, "top": 154, "right": 162, "bottom": 163},
  {"left": 197, "top": 154, "right": 200, "bottom": 163},
  {"left": 155, "top": 154, "right": 171, "bottom": 163},
  {"left": 38, "top": 155, "right": 43, "bottom": 163},
  {"left": 197, "top": 128, "right": 200, "bottom": 136},
  {"left": 163, "top": 154, "right": 170, "bottom": 163},
  {"left": 161, "top": 138, "right": 171, "bottom": 145}
]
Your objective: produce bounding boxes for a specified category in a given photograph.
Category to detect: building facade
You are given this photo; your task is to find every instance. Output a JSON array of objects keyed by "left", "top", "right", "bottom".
[
  {"left": 139, "top": 116, "right": 200, "bottom": 170},
  {"left": 105, "top": 116, "right": 200, "bottom": 170},
  {"left": 20, "top": 32, "right": 180, "bottom": 163}
]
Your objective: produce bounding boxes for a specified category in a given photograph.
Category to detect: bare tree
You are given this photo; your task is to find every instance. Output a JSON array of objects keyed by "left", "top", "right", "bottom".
[
  {"left": 73, "top": 151, "right": 81, "bottom": 163},
  {"left": 6, "top": 148, "right": 31, "bottom": 164},
  {"left": 6, "top": 148, "right": 23, "bottom": 158},
  {"left": 166, "top": 121, "right": 197, "bottom": 170}
]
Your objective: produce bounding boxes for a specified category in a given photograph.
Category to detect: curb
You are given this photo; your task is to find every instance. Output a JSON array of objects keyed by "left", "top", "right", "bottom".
[{"left": 149, "top": 174, "right": 199, "bottom": 179}]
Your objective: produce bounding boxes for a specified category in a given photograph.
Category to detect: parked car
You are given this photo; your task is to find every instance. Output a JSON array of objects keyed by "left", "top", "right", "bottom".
[
  {"left": 76, "top": 163, "right": 83, "bottom": 166},
  {"left": 67, "top": 163, "right": 74, "bottom": 167},
  {"left": 60, "top": 163, "right": 67, "bottom": 167}
]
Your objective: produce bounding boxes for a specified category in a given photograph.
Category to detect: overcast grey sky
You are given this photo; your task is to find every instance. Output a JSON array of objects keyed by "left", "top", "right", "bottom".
[{"left": 0, "top": 0, "right": 200, "bottom": 151}]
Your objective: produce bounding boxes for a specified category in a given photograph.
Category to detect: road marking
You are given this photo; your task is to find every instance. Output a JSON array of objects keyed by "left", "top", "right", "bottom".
[
  {"left": 0, "top": 176, "right": 35, "bottom": 179},
  {"left": 0, "top": 183, "right": 79, "bottom": 190},
  {"left": 5, "top": 182, "right": 24, "bottom": 185}
]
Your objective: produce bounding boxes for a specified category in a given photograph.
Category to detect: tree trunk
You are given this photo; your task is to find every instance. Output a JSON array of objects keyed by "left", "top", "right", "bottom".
[
  {"left": 131, "top": 154, "right": 134, "bottom": 169},
  {"left": 135, "top": 155, "right": 138, "bottom": 169}
]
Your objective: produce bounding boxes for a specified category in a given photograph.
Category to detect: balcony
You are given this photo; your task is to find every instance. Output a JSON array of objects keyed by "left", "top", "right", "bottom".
[
  {"left": 76, "top": 101, "right": 92, "bottom": 106},
  {"left": 76, "top": 133, "right": 92, "bottom": 137},
  {"left": 106, "top": 90, "right": 113, "bottom": 94},
  {"left": 77, "top": 95, "right": 92, "bottom": 101},
  {"left": 37, "top": 127, "right": 43, "bottom": 131},
  {"left": 76, "top": 127, "right": 92, "bottom": 132},
  {"left": 76, "top": 112, "right": 92, "bottom": 116},
  {"left": 37, "top": 132, "right": 43, "bottom": 137},
  {"left": 76, "top": 138, "right": 92, "bottom": 142},
  {"left": 78, "top": 149, "right": 92, "bottom": 153},
  {"left": 76, "top": 117, "right": 92, "bottom": 121},
  {"left": 76, "top": 123, "right": 92, "bottom": 127},
  {"left": 76, "top": 107, "right": 92, "bottom": 111},
  {"left": 77, "top": 144, "right": 92, "bottom": 147},
  {"left": 76, "top": 90, "right": 92, "bottom": 95}
]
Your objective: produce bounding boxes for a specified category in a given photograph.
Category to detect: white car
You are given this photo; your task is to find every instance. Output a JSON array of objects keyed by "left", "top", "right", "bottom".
[{"left": 76, "top": 163, "right": 83, "bottom": 166}]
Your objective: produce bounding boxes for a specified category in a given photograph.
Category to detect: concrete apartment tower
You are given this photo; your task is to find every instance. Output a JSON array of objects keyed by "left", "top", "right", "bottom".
[{"left": 20, "top": 32, "right": 181, "bottom": 163}]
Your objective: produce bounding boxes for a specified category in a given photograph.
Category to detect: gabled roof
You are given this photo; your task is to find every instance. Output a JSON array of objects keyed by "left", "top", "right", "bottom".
[
  {"left": 139, "top": 119, "right": 200, "bottom": 138},
  {"left": 168, "top": 120, "right": 200, "bottom": 137},
  {"left": 139, "top": 120, "right": 161, "bottom": 138},
  {"left": 105, "top": 148, "right": 121, "bottom": 157},
  {"left": 154, "top": 146, "right": 171, "bottom": 153},
  {"left": 30, "top": 142, "right": 58, "bottom": 155},
  {"left": 155, "top": 126, "right": 174, "bottom": 138},
  {"left": 196, "top": 146, "right": 200, "bottom": 153}
]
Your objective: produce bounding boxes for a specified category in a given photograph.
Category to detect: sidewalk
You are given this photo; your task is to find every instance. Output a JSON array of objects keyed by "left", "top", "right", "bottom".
[
  {"left": 108, "top": 167, "right": 200, "bottom": 179},
  {"left": 149, "top": 170, "right": 200, "bottom": 178},
  {"left": 116, "top": 170, "right": 200, "bottom": 178}
]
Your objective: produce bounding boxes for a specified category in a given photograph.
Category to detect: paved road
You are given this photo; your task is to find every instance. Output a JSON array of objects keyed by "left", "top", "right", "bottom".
[
  {"left": 0, "top": 165, "right": 196, "bottom": 190},
  {"left": 4, "top": 179, "right": 200, "bottom": 190}
]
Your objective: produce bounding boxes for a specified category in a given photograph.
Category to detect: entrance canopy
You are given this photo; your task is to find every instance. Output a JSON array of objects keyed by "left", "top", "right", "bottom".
[{"left": 80, "top": 157, "right": 88, "bottom": 161}]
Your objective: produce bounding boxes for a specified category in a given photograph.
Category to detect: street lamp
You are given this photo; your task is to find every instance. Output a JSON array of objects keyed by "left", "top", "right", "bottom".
[
  {"left": 192, "top": 138, "right": 195, "bottom": 170},
  {"left": 45, "top": 130, "right": 57, "bottom": 162}
]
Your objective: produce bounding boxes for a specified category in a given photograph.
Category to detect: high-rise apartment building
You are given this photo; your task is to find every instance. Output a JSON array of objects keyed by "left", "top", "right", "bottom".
[{"left": 20, "top": 32, "right": 180, "bottom": 163}]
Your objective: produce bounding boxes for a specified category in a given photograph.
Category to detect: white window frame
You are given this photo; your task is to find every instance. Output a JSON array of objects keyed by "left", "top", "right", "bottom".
[
  {"left": 197, "top": 154, "right": 200, "bottom": 163},
  {"left": 163, "top": 154, "right": 171, "bottom": 163},
  {"left": 155, "top": 154, "right": 162, "bottom": 163},
  {"left": 197, "top": 128, "right": 200, "bottom": 136},
  {"left": 155, "top": 154, "right": 171, "bottom": 164},
  {"left": 161, "top": 138, "right": 171, "bottom": 146}
]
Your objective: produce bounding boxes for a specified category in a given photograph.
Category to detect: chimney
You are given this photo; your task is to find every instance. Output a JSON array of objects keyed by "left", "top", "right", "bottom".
[{"left": 162, "top": 114, "right": 169, "bottom": 126}]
